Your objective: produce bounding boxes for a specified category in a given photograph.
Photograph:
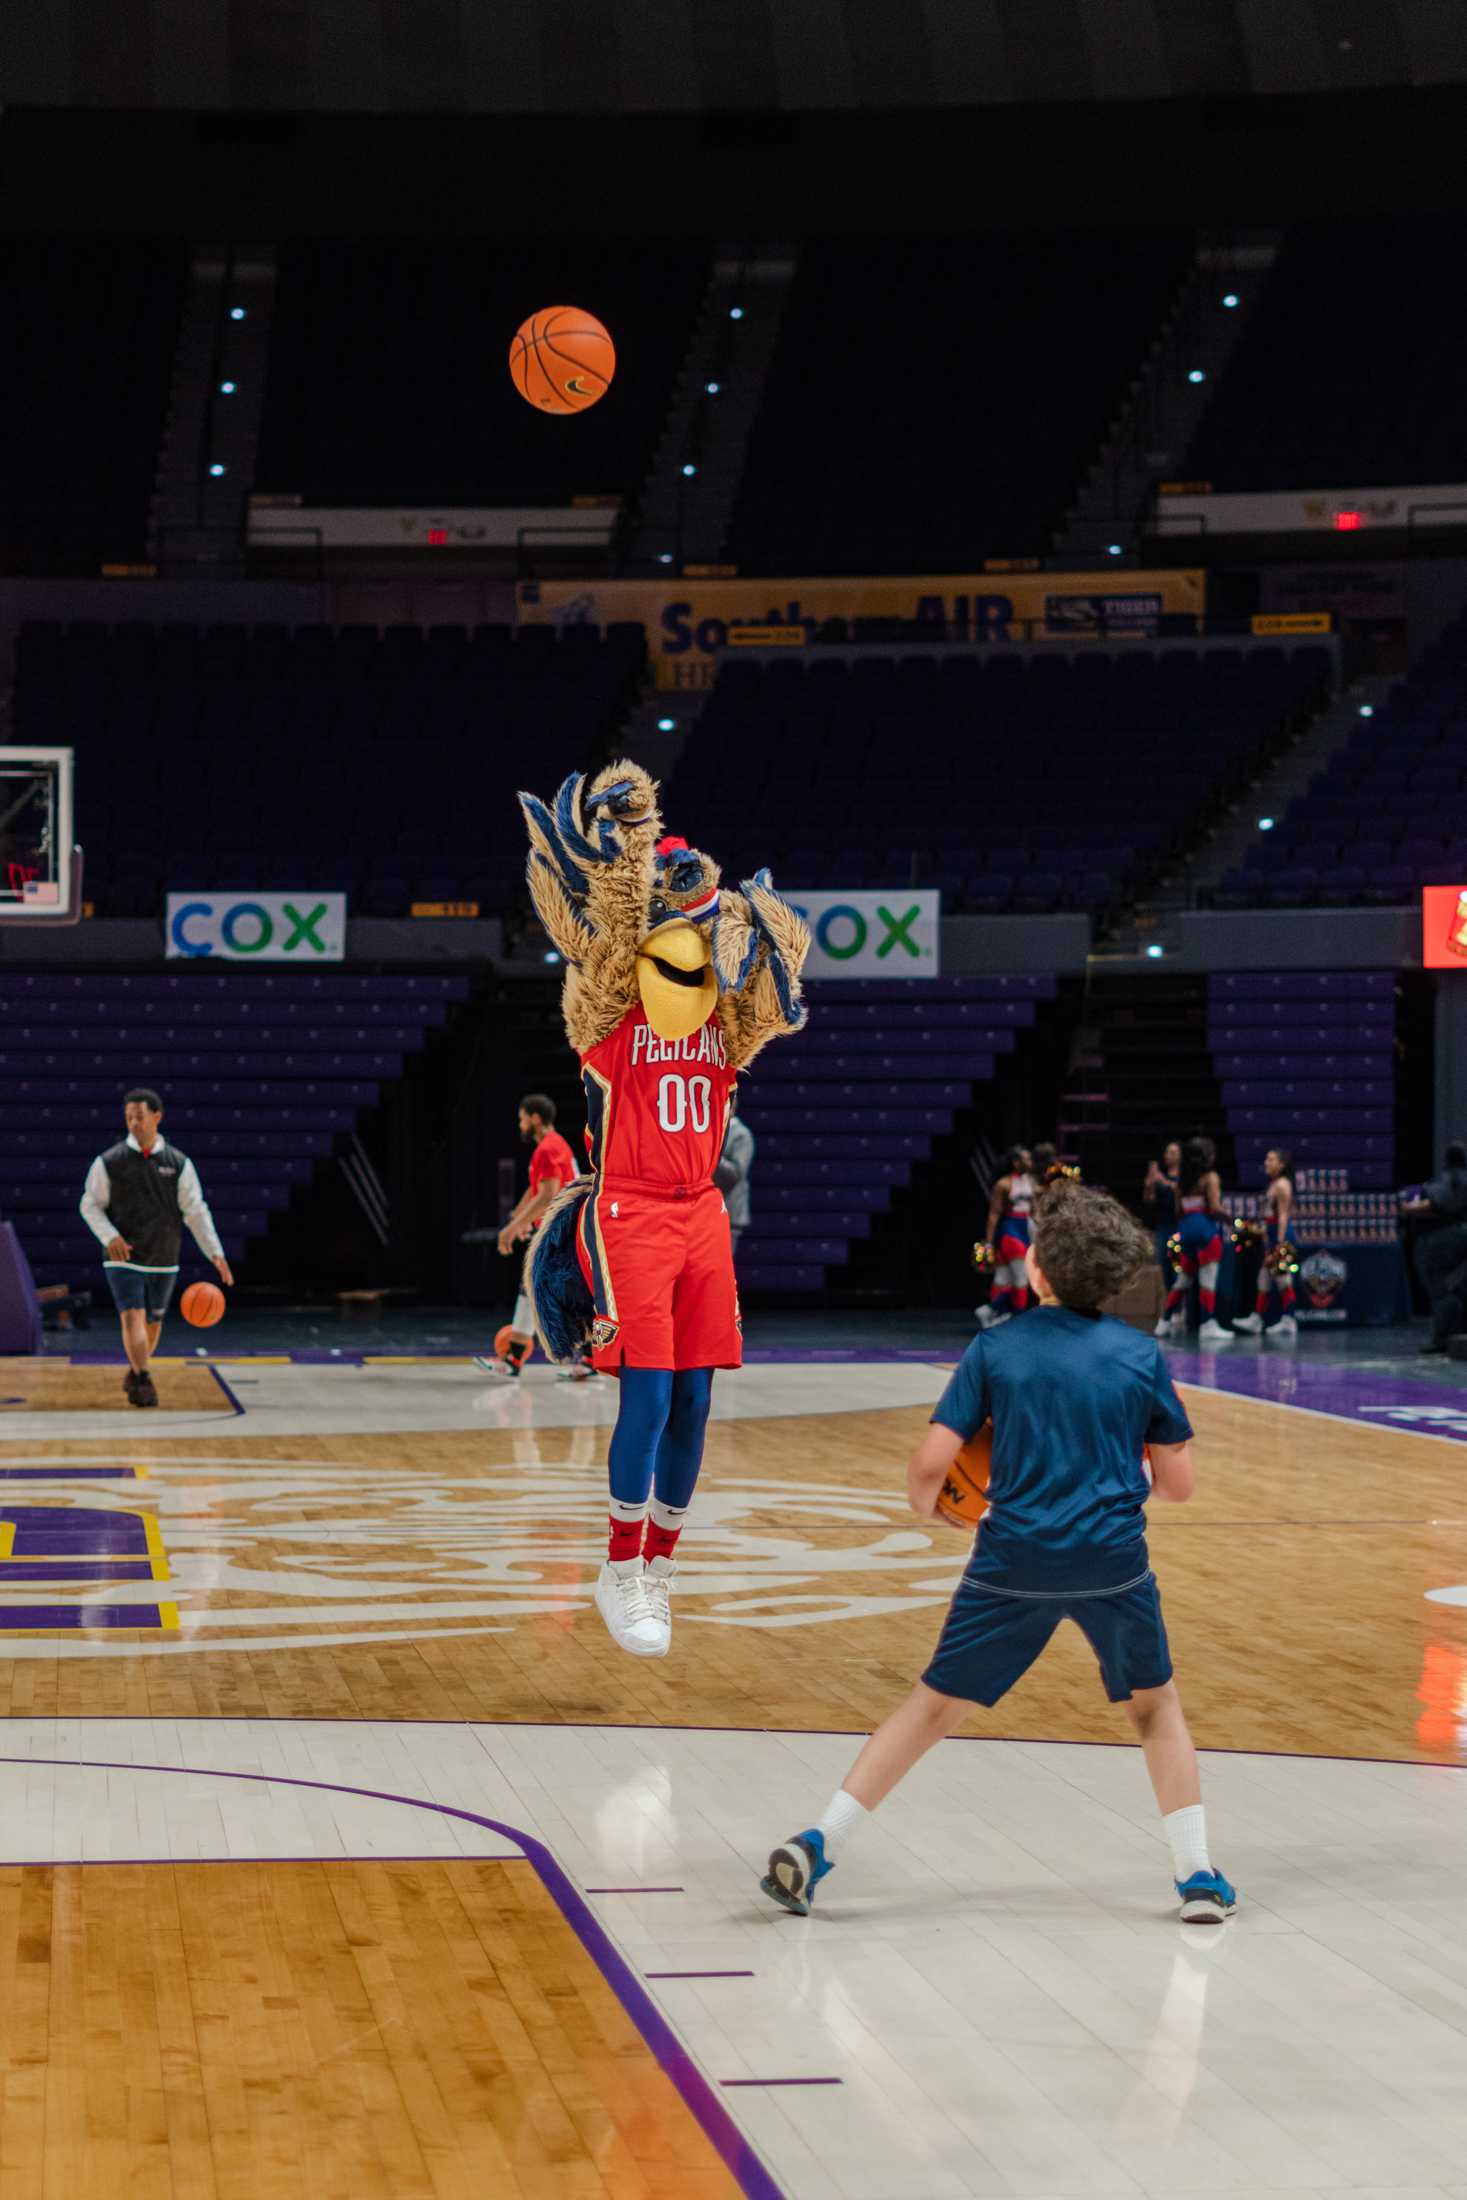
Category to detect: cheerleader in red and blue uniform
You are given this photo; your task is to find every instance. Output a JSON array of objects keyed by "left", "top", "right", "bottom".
[
  {"left": 1157, "top": 1137, "right": 1233, "bottom": 1345},
  {"left": 978, "top": 1146, "right": 1036, "bottom": 1327},
  {"left": 1232, "top": 1148, "right": 1299, "bottom": 1338}
]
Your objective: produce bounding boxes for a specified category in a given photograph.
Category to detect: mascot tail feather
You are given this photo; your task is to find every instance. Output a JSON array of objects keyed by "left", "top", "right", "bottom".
[{"left": 525, "top": 1178, "right": 595, "bottom": 1364}]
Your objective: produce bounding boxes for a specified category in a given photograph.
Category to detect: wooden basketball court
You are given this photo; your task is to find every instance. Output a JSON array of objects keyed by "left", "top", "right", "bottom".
[{"left": 1, "top": 1350, "right": 1465, "bottom": 2196}]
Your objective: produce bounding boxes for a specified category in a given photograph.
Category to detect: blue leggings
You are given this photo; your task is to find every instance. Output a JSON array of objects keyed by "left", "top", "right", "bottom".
[{"left": 607, "top": 1367, "right": 715, "bottom": 1512}]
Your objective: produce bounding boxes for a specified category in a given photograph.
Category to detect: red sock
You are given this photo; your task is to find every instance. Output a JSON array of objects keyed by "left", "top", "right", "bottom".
[
  {"left": 643, "top": 1519, "right": 682, "bottom": 1565},
  {"left": 608, "top": 1515, "right": 644, "bottom": 1563}
]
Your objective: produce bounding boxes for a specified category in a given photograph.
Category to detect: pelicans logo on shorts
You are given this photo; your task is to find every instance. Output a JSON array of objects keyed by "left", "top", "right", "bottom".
[{"left": 592, "top": 1316, "right": 621, "bottom": 1351}]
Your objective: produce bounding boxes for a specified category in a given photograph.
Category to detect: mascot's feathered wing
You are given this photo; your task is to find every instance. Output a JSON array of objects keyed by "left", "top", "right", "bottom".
[{"left": 518, "top": 759, "right": 810, "bottom": 1366}]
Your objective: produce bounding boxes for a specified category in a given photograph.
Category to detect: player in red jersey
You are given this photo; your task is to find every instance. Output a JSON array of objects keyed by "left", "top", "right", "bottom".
[
  {"left": 480, "top": 1094, "right": 580, "bottom": 1379},
  {"left": 518, "top": 763, "right": 809, "bottom": 1658}
]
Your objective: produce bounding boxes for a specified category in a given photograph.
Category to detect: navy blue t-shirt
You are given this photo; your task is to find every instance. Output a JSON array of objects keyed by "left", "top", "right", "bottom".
[{"left": 932, "top": 1307, "right": 1193, "bottom": 1592}]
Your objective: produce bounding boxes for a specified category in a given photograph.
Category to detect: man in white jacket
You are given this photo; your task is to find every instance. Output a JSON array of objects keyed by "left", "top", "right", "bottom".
[{"left": 80, "top": 1088, "right": 233, "bottom": 1407}]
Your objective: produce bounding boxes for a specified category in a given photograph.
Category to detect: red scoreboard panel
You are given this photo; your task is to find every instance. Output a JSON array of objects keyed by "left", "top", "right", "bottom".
[{"left": 1422, "top": 886, "right": 1467, "bottom": 970}]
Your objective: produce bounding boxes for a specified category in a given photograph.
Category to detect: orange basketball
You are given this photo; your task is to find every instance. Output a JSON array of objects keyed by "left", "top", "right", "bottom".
[
  {"left": 935, "top": 1425, "right": 992, "bottom": 1530},
  {"left": 494, "top": 1323, "right": 534, "bottom": 1364},
  {"left": 509, "top": 305, "right": 616, "bottom": 415},
  {"left": 180, "top": 1281, "right": 226, "bottom": 1328}
]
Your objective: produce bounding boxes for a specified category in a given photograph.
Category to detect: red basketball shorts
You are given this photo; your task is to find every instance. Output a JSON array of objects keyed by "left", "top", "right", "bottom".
[{"left": 576, "top": 1179, "right": 742, "bottom": 1371}]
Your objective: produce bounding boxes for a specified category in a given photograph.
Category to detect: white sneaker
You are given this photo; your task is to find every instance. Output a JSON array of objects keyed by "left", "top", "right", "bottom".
[
  {"left": 473, "top": 1354, "right": 521, "bottom": 1380},
  {"left": 644, "top": 1555, "right": 676, "bottom": 1651},
  {"left": 1273, "top": 1314, "right": 1298, "bottom": 1339},
  {"left": 1197, "top": 1319, "right": 1234, "bottom": 1346},
  {"left": 976, "top": 1306, "right": 1010, "bottom": 1330},
  {"left": 594, "top": 1559, "right": 666, "bottom": 1657},
  {"left": 556, "top": 1360, "right": 599, "bottom": 1381},
  {"left": 1232, "top": 1312, "right": 1264, "bottom": 1334},
  {"left": 1154, "top": 1315, "right": 1175, "bottom": 1338}
]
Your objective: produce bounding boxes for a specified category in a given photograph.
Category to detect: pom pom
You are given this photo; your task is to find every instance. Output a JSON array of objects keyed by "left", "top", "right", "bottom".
[
  {"left": 1265, "top": 1242, "right": 1301, "bottom": 1277},
  {"left": 1231, "top": 1216, "right": 1264, "bottom": 1251},
  {"left": 1166, "top": 1230, "right": 1184, "bottom": 1264},
  {"left": 971, "top": 1241, "right": 996, "bottom": 1273}
]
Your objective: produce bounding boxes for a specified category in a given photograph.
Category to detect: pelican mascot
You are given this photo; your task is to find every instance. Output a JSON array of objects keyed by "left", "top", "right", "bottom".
[{"left": 517, "top": 759, "right": 809, "bottom": 1657}]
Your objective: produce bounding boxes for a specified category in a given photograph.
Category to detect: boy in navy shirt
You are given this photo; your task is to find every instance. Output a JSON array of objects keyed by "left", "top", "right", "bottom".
[{"left": 761, "top": 1181, "right": 1237, "bottom": 1925}]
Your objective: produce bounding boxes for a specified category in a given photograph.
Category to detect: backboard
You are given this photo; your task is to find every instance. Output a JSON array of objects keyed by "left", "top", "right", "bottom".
[{"left": 0, "top": 747, "right": 79, "bottom": 924}]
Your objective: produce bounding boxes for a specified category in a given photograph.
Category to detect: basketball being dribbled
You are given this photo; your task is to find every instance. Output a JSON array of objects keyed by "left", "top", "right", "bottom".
[
  {"left": 181, "top": 1281, "right": 226, "bottom": 1328},
  {"left": 935, "top": 1425, "right": 992, "bottom": 1530},
  {"left": 510, "top": 306, "right": 616, "bottom": 415},
  {"left": 494, "top": 1323, "right": 534, "bottom": 1364}
]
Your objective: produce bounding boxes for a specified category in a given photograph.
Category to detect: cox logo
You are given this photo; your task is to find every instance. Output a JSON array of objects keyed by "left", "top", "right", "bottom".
[
  {"left": 166, "top": 891, "right": 345, "bottom": 962},
  {"left": 789, "top": 894, "right": 933, "bottom": 968}
]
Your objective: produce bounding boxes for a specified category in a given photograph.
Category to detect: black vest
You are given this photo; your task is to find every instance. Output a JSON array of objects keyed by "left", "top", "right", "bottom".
[{"left": 102, "top": 1140, "right": 188, "bottom": 1267}]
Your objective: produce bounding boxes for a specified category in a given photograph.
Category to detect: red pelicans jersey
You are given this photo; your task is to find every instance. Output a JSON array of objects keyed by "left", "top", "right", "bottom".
[{"left": 581, "top": 1009, "right": 736, "bottom": 1187}]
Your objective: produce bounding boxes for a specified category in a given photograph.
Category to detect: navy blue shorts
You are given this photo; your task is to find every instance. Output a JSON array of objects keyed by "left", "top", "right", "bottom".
[
  {"left": 105, "top": 1267, "right": 178, "bottom": 1321},
  {"left": 923, "top": 1571, "right": 1173, "bottom": 1706}
]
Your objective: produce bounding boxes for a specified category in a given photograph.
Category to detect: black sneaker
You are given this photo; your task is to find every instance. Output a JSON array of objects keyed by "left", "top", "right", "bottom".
[
  {"left": 132, "top": 1371, "right": 159, "bottom": 1408},
  {"left": 123, "top": 1369, "right": 139, "bottom": 1400}
]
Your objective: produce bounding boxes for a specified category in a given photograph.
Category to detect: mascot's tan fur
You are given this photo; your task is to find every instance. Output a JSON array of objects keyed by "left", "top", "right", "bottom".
[{"left": 519, "top": 758, "right": 810, "bottom": 1067}]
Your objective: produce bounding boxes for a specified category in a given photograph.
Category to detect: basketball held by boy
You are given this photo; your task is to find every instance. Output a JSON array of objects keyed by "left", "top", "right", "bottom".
[{"left": 760, "top": 1179, "right": 1237, "bottom": 1928}]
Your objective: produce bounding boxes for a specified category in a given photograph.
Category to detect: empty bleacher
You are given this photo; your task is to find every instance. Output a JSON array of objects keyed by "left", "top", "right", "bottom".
[
  {"left": 1182, "top": 217, "right": 1467, "bottom": 493},
  {"left": 667, "top": 642, "right": 1331, "bottom": 915},
  {"left": 257, "top": 241, "right": 709, "bottom": 509},
  {"left": 1, "top": 238, "right": 188, "bottom": 575},
  {"left": 727, "top": 231, "right": 1190, "bottom": 576},
  {"left": 737, "top": 975, "right": 1055, "bottom": 1293},
  {"left": 1215, "top": 611, "right": 1467, "bottom": 907},
  {"left": 1209, "top": 972, "right": 1396, "bottom": 1188},
  {"left": 0, "top": 970, "right": 468, "bottom": 1287},
  {"left": 13, "top": 620, "right": 644, "bottom": 917}
]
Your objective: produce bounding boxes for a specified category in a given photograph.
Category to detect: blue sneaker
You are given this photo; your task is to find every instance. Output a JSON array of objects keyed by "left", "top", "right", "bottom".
[
  {"left": 1176, "top": 1868, "right": 1238, "bottom": 1923},
  {"left": 760, "top": 1829, "right": 833, "bottom": 1916}
]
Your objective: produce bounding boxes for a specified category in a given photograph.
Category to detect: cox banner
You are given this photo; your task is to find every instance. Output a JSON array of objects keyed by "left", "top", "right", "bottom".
[
  {"left": 788, "top": 890, "right": 940, "bottom": 979},
  {"left": 167, "top": 892, "right": 347, "bottom": 962},
  {"left": 516, "top": 570, "right": 1206, "bottom": 689}
]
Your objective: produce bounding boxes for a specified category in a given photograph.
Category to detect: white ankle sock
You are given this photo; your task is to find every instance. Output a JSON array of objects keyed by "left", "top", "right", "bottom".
[
  {"left": 1164, "top": 1804, "right": 1212, "bottom": 1881},
  {"left": 815, "top": 1789, "right": 868, "bottom": 1857}
]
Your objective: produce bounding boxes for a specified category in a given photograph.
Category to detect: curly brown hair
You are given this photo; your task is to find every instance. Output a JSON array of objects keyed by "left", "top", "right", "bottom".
[{"left": 1031, "top": 1180, "right": 1154, "bottom": 1311}]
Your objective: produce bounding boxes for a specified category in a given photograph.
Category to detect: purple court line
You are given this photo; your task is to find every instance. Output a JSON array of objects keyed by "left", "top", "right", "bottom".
[
  {"left": 722, "top": 2078, "right": 842, "bottom": 2089},
  {"left": 0, "top": 1754, "right": 785, "bottom": 2200},
  {"left": 0, "top": 1467, "right": 137, "bottom": 1480},
  {"left": 205, "top": 1363, "right": 246, "bottom": 1417}
]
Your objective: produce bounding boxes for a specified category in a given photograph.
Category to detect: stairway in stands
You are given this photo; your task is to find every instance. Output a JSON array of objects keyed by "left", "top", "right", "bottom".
[
  {"left": 1060, "top": 972, "right": 1234, "bottom": 1197},
  {"left": 737, "top": 976, "right": 1058, "bottom": 1294},
  {"left": 0, "top": 971, "right": 467, "bottom": 1289}
]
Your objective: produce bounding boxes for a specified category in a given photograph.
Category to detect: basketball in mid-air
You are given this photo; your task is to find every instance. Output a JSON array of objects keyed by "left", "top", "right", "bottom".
[
  {"left": 494, "top": 1323, "right": 534, "bottom": 1364},
  {"left": 181, "top": 1281, "right": 226, "bottom": 1327},
  {"left": 935, "top": 1426, "right": 992, "bottom": 1530},
  {"left": 510, "top": 306, "right": 616, "bottom": 414}
]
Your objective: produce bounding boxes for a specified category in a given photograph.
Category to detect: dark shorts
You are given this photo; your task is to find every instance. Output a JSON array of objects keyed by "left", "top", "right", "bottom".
[
  {"left": 922, "top": 1571, "right": 1173, "bottom": 1707},
  {"left": 105, "top": 1266, "right": 178, "bottom": 1321}
]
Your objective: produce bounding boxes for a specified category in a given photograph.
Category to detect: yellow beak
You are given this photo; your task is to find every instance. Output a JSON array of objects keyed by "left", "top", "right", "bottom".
[{"left": 636, "top": 919, "right": 717, "bottom": 1042}]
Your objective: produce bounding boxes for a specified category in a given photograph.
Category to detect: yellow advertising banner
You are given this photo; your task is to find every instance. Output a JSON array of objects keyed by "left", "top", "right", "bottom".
[
  {"left": 516, "top": 570, "right": 1207, "bottom": 689},
  {"left": 1250, "top": 611, "right": 1332, "bottom": 635}
]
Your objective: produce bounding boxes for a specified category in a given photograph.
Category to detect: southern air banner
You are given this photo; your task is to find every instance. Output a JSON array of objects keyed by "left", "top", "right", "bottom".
[{"left": 516, "top": 570, "right": 1205, "bottom": 689}]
